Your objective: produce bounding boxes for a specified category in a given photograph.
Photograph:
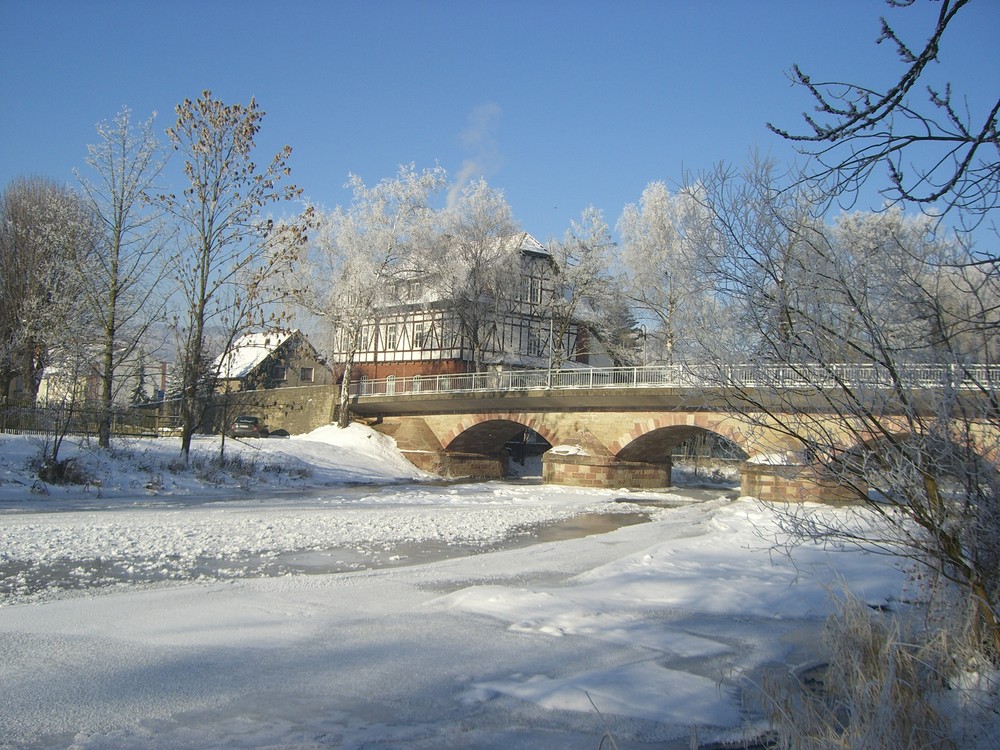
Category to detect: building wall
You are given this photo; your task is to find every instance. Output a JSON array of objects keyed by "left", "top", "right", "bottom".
[
  {"left": 353, "top": 359, "right": 472, "bottom": 381},
  {"left": 205, "top": 384, "right": 337, "bottom": 436}
]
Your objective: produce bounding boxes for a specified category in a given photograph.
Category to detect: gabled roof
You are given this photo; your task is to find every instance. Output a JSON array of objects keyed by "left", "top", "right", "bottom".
[
  {"left": 214, "top": 330, "right": 296, "bottom": 380},
  {"left": 511, "top": 232, "right": 549, "bottom": 257},
  {"left": 471, "top": 232, "right": 549, "bottom": 258}
]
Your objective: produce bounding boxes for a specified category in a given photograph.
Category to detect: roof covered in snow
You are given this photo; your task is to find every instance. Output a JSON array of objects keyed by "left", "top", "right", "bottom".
[
  {"left": 214, "top": 330, "right": 296, "bottom": 380},
  {"left": 511, "top": 232, "right": 548, "bottom": 257}
]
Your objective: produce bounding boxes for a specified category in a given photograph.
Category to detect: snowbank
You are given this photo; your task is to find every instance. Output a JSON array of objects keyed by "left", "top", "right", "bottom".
[{"left": 0, "top": 423, "right": 429, "bottom": 510}]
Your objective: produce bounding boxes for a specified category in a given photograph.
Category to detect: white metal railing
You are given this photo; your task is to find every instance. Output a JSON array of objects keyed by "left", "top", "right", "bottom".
[{"left": 349, "top": 363, "right": 1000, "bottom": 399}]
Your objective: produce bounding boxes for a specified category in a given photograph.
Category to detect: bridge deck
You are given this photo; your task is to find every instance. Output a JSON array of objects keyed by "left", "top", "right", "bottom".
[{"left": 349, "top": 364, "right": 997, "bottom": 416}]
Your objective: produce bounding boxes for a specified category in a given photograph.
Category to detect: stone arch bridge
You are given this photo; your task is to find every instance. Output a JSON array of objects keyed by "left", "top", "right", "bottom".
[{"left": 347, "top": 365, "right": 997, "bottom": 502}]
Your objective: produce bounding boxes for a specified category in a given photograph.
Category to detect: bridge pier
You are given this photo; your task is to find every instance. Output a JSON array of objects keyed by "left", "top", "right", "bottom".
[
  {"left": 740, "top": 458, "right": 861, "bottom": 503},
  {"left": 400, "top": 448, "right": 507, "bottom": 480},
  {"left": 541, "top": 428, "right": 673, "bottom": 489},
  {"left": 542, "top": 452, "right": 672, "bottom": 489}
]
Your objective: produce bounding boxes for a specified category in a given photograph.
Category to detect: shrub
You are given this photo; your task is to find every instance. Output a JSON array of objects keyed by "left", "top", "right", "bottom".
[{"left": 35, "top": 457, "right": 91, "bottom": 486}]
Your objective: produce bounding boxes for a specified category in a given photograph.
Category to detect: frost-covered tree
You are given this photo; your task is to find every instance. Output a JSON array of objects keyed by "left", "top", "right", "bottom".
[
  {"left": 75, "top": 107, "right": 171, "bottom": 447},
  {"left": 676, "top": 160, "right": 836, "bottom": 364},
  {"left": 436, "top": 179, "right": 520, "bottom": 372},
  {"left": 0, "top": 176, "right": 96, "bottom": 403},
  {"left": 301, "top": 165, "right": 445, "bottom": 427},
  {"left": 618, "top": 181, "right": 715, "bottom": 364},
  {"left": 546, "top": 206, "right": 618, "bottom": 366},
  {"left": 160, "top": 92, "right": 309, "bottom": 460}
]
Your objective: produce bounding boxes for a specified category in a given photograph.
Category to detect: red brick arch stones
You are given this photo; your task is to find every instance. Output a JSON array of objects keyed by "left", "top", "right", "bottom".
[{"left": 439, "top": 410, "right": 750, "bottom": 458}]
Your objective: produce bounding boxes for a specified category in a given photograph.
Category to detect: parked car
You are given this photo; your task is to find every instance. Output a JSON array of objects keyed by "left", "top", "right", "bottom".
[{"left": 228, "top": 415, "right": 269, "bottom": 438}]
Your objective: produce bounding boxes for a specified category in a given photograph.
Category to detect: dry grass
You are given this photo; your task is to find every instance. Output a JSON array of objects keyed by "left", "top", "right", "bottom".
[{"left": 757, "top": 591, "right": 957, "bottom": 749}]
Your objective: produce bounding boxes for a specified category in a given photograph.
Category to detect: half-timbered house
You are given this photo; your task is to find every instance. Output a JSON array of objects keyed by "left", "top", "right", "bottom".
[{"left": 338, "top": 233, "right": 594, "bottom": 381}]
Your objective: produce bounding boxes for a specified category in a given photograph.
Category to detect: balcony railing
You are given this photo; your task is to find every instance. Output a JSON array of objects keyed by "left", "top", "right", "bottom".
[{"left": 350, "top": 363, "right": 1000, "bottom": 399}]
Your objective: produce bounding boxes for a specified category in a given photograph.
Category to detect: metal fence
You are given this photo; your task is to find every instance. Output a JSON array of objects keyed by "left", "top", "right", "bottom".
[
  {"left": 350, "top": 363, "right": 1000, "bottom": 399},
  {"left": 0, "top": 403, "right": 181, "bottom": 438}
]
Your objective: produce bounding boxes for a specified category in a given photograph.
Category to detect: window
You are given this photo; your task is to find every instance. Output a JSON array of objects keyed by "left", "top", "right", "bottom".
[
  {"left": 299, "top": 367, "right": 314, "bottom": 383},
  {"left": 384, "top": 324, "right": 397, "bottom": 350},
  {"left": 405, "top": 279, "right": 424, "bottom": 302},
  {"left": 272, "top": 365, "right": 287, "bottom": 381},
  {"left": 361, "top": 324, "right": 375, "bottom": 348},
  {"left": 521, "top": 276, "right": 543, "bottom": 304},
  {"left": 412, "top": 322, "right": 427, "bottom": 349},
  {"left": 526, "top": 331, "right": 544, "bottom": 357}
]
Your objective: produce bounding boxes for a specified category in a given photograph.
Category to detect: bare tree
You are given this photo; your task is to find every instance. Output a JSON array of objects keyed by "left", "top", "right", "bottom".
[
  {"left": 300, "top": 165, "right": 445, "bottom": 427},
  {"left": 689, "top": 159, "right": 1000, "bottom": 658},
  {"left": 74, "top": 107, "right": 172, "bottom": 448},
  {"left": 769, "top": 0, "right": 998, "bottom": 236},
  {"left": 160, "top": 91, "right": 309, "bottom": 460}
]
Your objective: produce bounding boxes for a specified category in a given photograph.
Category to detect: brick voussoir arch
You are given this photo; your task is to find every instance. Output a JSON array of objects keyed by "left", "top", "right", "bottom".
[
  {"left": 609, "top": 412, "right": 751, "bottom": 457},
  {"left": 442, "top": 412, "right": 561, "bottom": 452}
]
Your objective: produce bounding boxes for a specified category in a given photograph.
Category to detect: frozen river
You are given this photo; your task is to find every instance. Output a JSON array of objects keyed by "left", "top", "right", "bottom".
[
  {"left": 0, "top": 480, "right": 670, "bottom": 605},
  {"left": 0, "top": 430, "right": 929, "bottom": 749}
]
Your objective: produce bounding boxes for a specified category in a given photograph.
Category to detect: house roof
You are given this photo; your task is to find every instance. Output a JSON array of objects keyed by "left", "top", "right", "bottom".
[
  {"left": 214, "top": 330, "right": 296, "bottom": 380},
  {"left": 467, "top": 232, "right": 549, "bottom": 258},
  {"left": 512, "top": 232, "right": 548, "bottom": 257}
]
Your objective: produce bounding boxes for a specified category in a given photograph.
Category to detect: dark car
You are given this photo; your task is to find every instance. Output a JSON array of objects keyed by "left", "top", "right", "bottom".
[{"left": 228, "top": 415, "right": 269, "bottom": 438}]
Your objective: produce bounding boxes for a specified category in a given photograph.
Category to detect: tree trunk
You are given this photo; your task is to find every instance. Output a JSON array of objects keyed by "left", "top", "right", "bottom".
[
  {"left": 337, "top": 358, "right": 354, "bottom": 429},
  {"left": 98, "top": 342, "right": 113, "bottom": 448}
]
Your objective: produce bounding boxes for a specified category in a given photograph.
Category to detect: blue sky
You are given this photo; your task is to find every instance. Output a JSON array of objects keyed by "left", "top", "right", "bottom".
[{"left": 2, "top": 0, "right": 996, "bottom": 243}]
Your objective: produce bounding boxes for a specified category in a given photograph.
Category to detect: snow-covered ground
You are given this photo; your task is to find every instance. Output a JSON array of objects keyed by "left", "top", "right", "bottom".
[{"left": 0, "top": 426, "right": 984, "bottom": 748}]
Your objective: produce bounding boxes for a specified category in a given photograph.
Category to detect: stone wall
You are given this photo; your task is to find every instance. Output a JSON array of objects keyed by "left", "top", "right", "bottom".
[
  {"left": 398, "top": 449, "right": 506, "bottom": 479},
  {"left": 205, "top": 385, "right": 337, "bottom": 436}
]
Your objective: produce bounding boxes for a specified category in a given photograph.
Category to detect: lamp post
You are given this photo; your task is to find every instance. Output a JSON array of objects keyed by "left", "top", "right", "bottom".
[{"left": 547, "top": 317, "right": 553, "bottom": 388}]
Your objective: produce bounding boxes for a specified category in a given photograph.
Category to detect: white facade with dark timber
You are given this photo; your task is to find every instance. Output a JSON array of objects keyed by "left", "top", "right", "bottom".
[{"left": 339, "top": 233, "right": 592, "bottom": 382}]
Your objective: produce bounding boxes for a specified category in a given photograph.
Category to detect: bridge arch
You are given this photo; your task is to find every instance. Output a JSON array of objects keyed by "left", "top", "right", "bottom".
[
  {"left": 615, "top": 424, "right": 749, "bottom": 465},
  {"left": 442, "top": 413, "right": 561, "bottom": 454},
  {"left": 610, "top": 413, "right": 753, "bottom": 460},
  {"left": 422, "top": 413, "right": 560, "bottom": 480}
]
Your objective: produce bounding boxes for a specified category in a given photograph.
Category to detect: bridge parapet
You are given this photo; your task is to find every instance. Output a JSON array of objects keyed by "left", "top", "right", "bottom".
[{"left": 351, "top": 363, "right": 998, "bottom": 400}]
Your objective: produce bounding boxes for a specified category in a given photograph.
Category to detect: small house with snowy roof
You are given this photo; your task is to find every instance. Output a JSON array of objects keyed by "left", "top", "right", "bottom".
[{"left": 213, "top": 329, "right": 332, "bottom": 392}]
